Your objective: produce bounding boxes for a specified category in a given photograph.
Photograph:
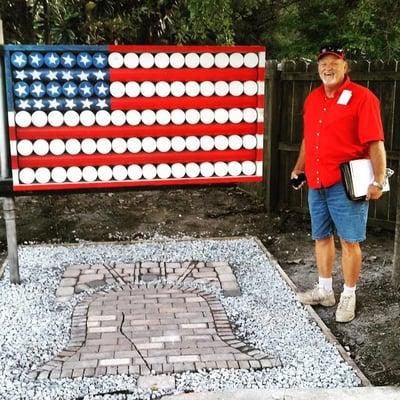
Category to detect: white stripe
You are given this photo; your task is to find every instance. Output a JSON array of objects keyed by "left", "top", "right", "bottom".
[
  {"left": 12, "top": 169, "right": 19, "bottom": 185},
  {"left": 258, "top": 52, "right": 266, "bottom": 68},
  {"left": 8, "top": 111, "right": 15, "bottom": 127},
  {"left": 258, "top": 81, "right": 265, "bottom": 95},
  {"left": 256, "top": 134, "right": 264, "bottom": 149},
  {"left": 112, "top": 80, "right": 257, "bottom": 97},
  {"left": 10, "top": 140, "right": 17, "bottom": 156},
  {"left": 256, "top": 161, "right": 263, "bottom": 176},
  {"left": 257, "top": 108, "right": 264, "bottom": 122},
  {"left": 27, "top": 107, "right": 258, "bottom": 128},
  {"left": 13, "top": 173, "right": 261, "bottom": 186}
]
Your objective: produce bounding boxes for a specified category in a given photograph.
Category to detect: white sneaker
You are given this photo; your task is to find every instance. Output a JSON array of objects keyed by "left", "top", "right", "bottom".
[
  {"left": 335, "top": 292, "right": 356, "bottom": 322},
  {"left": 297, "top": 284, "right": 335, "bottom": 307}
]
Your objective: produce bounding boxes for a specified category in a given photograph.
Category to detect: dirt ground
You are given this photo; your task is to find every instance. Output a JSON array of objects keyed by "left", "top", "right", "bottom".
[{"left": 0, "top": 185, "right": 399, "bottom": 386}]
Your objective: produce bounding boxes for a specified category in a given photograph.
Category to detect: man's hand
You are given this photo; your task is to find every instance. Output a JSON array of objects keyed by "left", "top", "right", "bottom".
[
  {"left": 290, "top": 170, "right": 306, "bottom": 190},
  {"left": 366, "top": 184, "right": 383, "bottom": 201}
]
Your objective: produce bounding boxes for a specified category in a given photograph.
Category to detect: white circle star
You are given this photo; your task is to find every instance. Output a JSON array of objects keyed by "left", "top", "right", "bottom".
[
  {"left": 79, "top": 54, "right": 90, "bottom": 66},
  {"left": 62, "top": 71, "right": 73, "bottom": 81},
  {"left": 18, "top": 100, "right": 31, "bottom": 110},
  {"left": 48, "top": 99, "right": 60, "bottom": 109},
  {"left": 47, "top": 70, "right": 58, "bottom": 80},
  {"left": 15, "top": 84, "right": 28, "bottom": 97},
  {"left": 81, "top": 98, "right": 93, "bottom": 109},
  {"left": 96, "top": 99, "right": 108, "bottom": 109},
  {"left": 33, "top": 99, "right": 45, "bottom": 110},
  {"left": 30, "top": 70, "right": 42, "bottom": 80},
  {"left": 62, "top": 54, "right": 74, "bottom": 66},
  {"left": 13, "top": 54, "right": 26, "bottom": 67},
  {"left": 65, "top": 99, "right": 76, "bottom": 109},
  {"left": 15, "top": 70, "right": 28, "bottom": 80},
  {"left": 29, "top": 54, "right": 41, "bottom": 66},
  {"left": 96, "top": 83, "right": 108, "bottom": 96},
  {"left": 64, "top": 84, "right": 77, "bottom": 96},
  {"left": 77, "top": 71, "right": 89, "bottom": 81},
  {"left": 31, "top": 83, "right": 45, "bottom": 97},
  {"left": 47, "top": 53, "right": 59, "bottom": 65},
  {"left": 93, "top": 70, "right": 107, "bottom": 80}
]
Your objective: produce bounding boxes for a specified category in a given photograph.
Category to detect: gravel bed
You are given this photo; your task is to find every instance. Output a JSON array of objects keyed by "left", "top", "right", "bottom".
[{"left": 0, "top": 237, "right": 361, "bottom": 399}]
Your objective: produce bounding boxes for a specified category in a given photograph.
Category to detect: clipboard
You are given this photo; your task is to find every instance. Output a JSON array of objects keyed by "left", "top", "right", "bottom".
[{"left": 340, "top": 159, "right": 391, "bottom": 201}]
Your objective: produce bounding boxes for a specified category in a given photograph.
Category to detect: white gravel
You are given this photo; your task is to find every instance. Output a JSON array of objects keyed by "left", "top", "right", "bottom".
[{"left": 0, "top": 237, "right": 361, "bottom": 399}]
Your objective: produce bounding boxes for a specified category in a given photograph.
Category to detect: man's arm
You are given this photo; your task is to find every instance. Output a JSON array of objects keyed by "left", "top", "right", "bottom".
[
  {"left": 291, "top": 139, "right": 306, "bottom": 189},
  {"left": 367, "top": 140, "right": 386, "bottom": 200}
]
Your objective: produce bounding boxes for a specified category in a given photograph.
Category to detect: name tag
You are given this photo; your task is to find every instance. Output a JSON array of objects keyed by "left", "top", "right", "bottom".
[{"left": 337, "top": 89, "right": 352, "bottom": 105}]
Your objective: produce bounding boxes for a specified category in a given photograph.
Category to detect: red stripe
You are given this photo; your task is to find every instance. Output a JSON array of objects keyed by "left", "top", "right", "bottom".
[
  {"left": 258, "top": 96, "right": 265, "bottom": 110},
  {"left": 11, "top": 157, "right": 18, "bottom": 169},
  {"left": 13, "top": 175, "right": 262, "bottom": 192},
  {"left": 111, "top": 95, "right": 261, "bottom": 111},
  {"left": 16, "top": 149, "right": 262, "bottom": 168},
  {"left": 257, "top": 59, "right": 266, "bottom": 136},
  {"left": 110, "top": 68, "right": 263, "bottom": 83},
  {"left": 9, "top": 127, "right": 16, "bottom": 140},
  {"left": 108, "top": 45, "right": 265, "bottom": 53},
  {"left": 17, "top": 122, "right": 261, "bottom": 140}
]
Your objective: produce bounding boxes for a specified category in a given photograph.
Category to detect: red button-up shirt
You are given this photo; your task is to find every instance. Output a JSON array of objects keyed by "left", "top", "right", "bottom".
[{"left": 303, "top": 77, "right": 384, "bottom": 189}]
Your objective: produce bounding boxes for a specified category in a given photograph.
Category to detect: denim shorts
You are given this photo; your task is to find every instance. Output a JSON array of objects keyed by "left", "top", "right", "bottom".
[{"left": 308, "top": 182, "right": 369, "bottom": 243}]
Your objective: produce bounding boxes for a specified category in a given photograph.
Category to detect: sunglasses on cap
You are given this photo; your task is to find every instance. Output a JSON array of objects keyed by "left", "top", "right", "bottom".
[{"left": 318, "top": 45, "right": 345, "bottom": 60}]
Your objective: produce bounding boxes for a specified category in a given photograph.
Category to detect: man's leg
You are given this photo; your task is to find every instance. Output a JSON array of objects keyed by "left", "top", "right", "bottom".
[
  {"left": 315, "top": 236, "right": 335, "bottom": 278},
  {"left": 325, "top": 183, "right": 368, "bottom": 322},
  {"left": 297, "top": 188, "right": 336, "bottom": 306},
  {"left": 340, "top": 239, "right": 362, "bottom": 287},
  {"left": 335, "top": 239, "right": 362, "bottom": 322},
  {"left": 297, "top": 236, "right": 336, "bottom": 306}
]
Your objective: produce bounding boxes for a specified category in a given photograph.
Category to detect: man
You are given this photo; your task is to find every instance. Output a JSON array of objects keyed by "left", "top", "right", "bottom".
[{"left": 291, "top": 44, "right": 387, "bottom": 323}]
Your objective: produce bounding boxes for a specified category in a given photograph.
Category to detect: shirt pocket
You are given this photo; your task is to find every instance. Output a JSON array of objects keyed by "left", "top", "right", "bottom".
[{"left": 325, "top": 104, "right": 357, "bottom": 126}]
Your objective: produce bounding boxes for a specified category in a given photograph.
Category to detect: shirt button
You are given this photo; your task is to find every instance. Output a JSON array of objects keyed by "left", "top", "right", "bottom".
[
  {"left": 316, "top": 132, "right": 320, "bottom": 136},
  {"left": 316, "top": 158, "right": 320, "bottom": 162},
  {"left": 323, "top": 108, "right": 327, "bottom": 111},
  {"left": 319, "top": 120, "right": 322, "bottom": 123},
  {"left": 315, "top": 146, "right": 319, "bottom": 149}
]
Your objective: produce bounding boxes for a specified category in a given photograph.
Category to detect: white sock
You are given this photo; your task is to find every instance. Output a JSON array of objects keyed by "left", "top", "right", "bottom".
[
  {"left": 318, "top": 277, "right": 333, "bottom": 292},
  {"left": 343, "top": 284, "right": 356, "bottom": 295}
]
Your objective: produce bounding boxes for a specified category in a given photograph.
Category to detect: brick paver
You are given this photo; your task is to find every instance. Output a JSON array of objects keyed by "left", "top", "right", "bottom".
[
  {"left": 56, "top": 261, "right": 241, "bottom": 302},
  {"left": 31, "top": 261, "right": 280, "bottom": 380}
]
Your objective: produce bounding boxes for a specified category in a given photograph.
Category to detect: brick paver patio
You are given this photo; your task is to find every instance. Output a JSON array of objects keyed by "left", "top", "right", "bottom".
[{"left": 30, "top": 261, "right": 280, "bottom": 379}]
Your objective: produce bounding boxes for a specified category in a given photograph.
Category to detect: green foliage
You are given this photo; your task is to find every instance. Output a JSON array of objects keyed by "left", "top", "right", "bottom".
[
  {"left": 273, "top": 0, "right": 400, "bottom": 60},
  {"left": 185, "top": 0, "right": 234, "bottom": 44},
  {"left": 342, "top": 0, "right": 400, "bottom": 59},
  {"left": 1, "top": 0, "right": 399, "bottom": 59},
  {"left": 0, "top": 0, "right": 35, "bottom": 43}
]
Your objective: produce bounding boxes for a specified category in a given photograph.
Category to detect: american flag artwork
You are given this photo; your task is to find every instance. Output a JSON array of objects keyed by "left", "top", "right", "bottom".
[{"left": 4, "top": 44, "right": 266, "bottom": 192}]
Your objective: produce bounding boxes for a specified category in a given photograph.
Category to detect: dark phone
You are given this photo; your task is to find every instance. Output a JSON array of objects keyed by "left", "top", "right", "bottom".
[{"left": 291, "top": 173, "right": 306, "bottom": 188}]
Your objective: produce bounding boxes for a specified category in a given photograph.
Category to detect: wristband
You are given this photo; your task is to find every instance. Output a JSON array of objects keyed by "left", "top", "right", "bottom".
[{"left": 371, "top": 180, "right": 383, "bottom": 190}]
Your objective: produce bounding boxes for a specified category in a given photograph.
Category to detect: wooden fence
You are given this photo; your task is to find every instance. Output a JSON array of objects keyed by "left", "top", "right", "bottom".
[{"left": 257, "top": 59, "right": 400, "bottom": 230}]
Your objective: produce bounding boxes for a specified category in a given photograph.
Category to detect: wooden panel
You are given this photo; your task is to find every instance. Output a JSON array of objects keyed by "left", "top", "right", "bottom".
[{"left": 393, "top": 61, "right": 400, "bottom": 152}]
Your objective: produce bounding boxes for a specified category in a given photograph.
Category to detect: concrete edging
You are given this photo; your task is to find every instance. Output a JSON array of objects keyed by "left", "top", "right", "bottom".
[{"left": 161, "top": 386, "right": 400, "bottom": 400}]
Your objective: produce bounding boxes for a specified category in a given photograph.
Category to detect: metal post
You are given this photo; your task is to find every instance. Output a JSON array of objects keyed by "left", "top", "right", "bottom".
[
  {"left": 0, "top": 19, "right": 20, "bottom": 283},
  {"left": 264, "top": 60, "right": 281, "bottom": 212},
  {"left": 3, "top": 198, "right": 19, "bottom": 283},
  {"left": 392, "top": 160, "right": 400, "bottom": 290}
]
